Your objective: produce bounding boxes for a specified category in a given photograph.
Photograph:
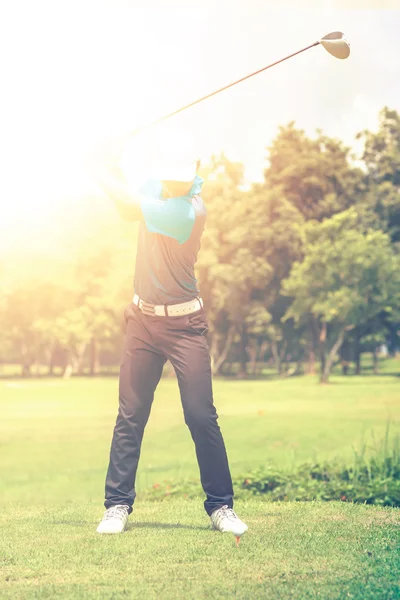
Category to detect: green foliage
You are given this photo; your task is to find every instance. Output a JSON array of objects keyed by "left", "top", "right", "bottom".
[
  {"left": 264, "top": 122, "right": 364, "bottom": 221},
  {"left": 282, "top": 207, "right": 400, "bottom": 381},
  {"left": 283, "top": 209, "right": 400, "bottom": 327},
  {"left": 142, "top": 433, "right": 400, "bottom": 508},
  {"left": 2, "top": 109, "right": 400, "bottom": 379},
  {"left": 357, "top": 106, "right": 400, "bottom": 243}
]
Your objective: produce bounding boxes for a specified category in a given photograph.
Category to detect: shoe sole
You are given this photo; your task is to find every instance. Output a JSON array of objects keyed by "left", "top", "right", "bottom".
[
  {"left": 97, "top": 527, "right": 127, "bottom": 534},
  {"left": 96, "top": 523, "right": 128, "bottom": 534},
  {"left": 210, "top": 523, "right": 248, "bottom": 535}
]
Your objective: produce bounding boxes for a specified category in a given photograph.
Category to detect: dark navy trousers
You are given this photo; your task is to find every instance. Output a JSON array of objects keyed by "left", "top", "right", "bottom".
[{"left": 104, "top": 302, "right": 234, "bottom": 516}]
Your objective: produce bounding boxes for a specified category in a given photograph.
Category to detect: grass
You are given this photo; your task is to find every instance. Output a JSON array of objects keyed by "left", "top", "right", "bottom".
[
  {"left": 2, "top": 371, "right": 400, "bottom": 503},
  {"left": 1, "top": 366, "right": 400, "bottom": 598},
  {"left": 1, "top": 500, "right": 399, "bottom": 599}
]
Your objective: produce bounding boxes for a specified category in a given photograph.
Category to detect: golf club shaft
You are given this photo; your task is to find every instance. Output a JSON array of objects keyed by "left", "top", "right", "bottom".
[{"left": 130, "top": 41, "right": 320, "bottom": 136}]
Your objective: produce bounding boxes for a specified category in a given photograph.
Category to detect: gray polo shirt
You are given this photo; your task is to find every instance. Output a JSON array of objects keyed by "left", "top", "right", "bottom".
[
  {"left": 118, "top": 175, "right": 206, "bottom": 305},
  {"left": 134, "top": 193, "right": 207, "bottom": 305}
]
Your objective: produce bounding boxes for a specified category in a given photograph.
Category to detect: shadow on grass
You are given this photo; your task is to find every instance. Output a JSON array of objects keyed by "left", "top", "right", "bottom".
[
  {"left": 52, "top": 520, "right": 96, "bottom": 527},
  {"left": 50, "top": 520, "right": 209, "bottom": 531},
  {"left": 127, "top": 522, "right": 210, "bottom": 531},
  {"left": 127, "top": 511, "right": 281, "bottom": 531}
]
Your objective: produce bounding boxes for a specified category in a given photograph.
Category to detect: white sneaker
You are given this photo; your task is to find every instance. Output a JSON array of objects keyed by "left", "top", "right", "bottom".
[
  {"left": 96, "top": 505, "right": 130, "bottom": 534},
  {"left": 210, "top": 505, "right": 248, "bottom": 537}
]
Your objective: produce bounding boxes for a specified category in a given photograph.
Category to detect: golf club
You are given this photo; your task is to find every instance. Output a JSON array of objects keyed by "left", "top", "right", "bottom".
[{"left": 130, "top": 32, "right": 350, "bottom": 137}]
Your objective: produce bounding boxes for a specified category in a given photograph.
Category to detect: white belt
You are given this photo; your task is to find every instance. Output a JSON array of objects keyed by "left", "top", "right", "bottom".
[{"left": 133, "top": 294, "right": 203, "bottom": 317}]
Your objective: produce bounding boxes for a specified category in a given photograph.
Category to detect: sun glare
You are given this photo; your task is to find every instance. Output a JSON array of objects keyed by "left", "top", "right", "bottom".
[{"left": 1, "top": 1, "right": 398, "bottom": 243}]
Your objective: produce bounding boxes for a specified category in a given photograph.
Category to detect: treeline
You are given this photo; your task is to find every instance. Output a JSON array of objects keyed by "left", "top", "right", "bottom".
[{"left": 1, "top": 107, "right": 399, "bottom": 383}]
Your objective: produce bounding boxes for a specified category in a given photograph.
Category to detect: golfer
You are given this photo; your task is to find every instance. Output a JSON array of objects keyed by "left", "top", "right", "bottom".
[{"left": 93, "top": 135, "right": 248, "bottom": 538}]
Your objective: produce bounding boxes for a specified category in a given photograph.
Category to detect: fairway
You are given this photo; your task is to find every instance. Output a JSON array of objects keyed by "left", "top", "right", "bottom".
[
  {"left": 2, "top": 374, "right": 400, "bottom": 505},
  {"left": 2, "top": 500, "right": 399, "bottom": 599},
  {"left": 1, "top": 373, "right": 400, "bottom": 598}
]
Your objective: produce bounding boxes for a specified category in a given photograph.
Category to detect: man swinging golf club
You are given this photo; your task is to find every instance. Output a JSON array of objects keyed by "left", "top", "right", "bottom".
[
  {"left": 93, "top": 133, "right": 248, "bottom": 541},
  {"left": 91, "top": 30, "right": 350, "bottom": 541}
]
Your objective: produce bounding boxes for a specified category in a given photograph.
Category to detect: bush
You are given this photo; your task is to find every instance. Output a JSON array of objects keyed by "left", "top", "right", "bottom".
[{"left": 140, "top": 432, "right": 400, "bottom": 507}]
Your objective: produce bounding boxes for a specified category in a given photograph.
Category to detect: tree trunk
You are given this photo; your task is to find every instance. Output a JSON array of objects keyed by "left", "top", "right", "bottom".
[
  {"left": 247, "top": 344, "right": 257, "bottom": 375},
  {"left": 89, "top": 337, "right": 100, "bottom": 376},
  {"left": 212, "top": 326, "right": 236, "bottom": 375},
  {"left": 305, "top": 318, "right": 317, "bottom": 376},
  {"left": 256, "top": 341, "right": 268, "bottom": 375},
  {"left": 63, "top": 343, "right": 87, "bottom": 378},
  {"left": 63, "top": 361, "right": 73, "bottom": 379},
  {"left": 20, "top": 342, "right": 32, "bottom": 377},
  {"left": 306, "top": 319, "right": 319, "bottom": 375},
  {"left": 321, "top": 327, "right": 348, "bottom": 384},
  {"left": 319, "top": 322, "right": 327, "bottom": 378},
  {"left": 279, "top": 342, "right": 288, "bottom": 375},
  {"left": 282, "top": 361, "right": 301, "bottom": 378},
  {"left": 75, "top": 342, "right": 87, "bottom": 375},
  {"left": 237, "top": 325, "right": 248, "bottom": 378},
  {"left": 48, "top": 353, "right": 54, "bottom": 376},
  {"left": 340, "top": 339, "right": 351, "bottom": 375},
  {"left": 270, "top": 339, "right": 281, "bottom": 375},
  {"left": 43, "top": 341, "right": 56, "bottom": 376},
  {"left": 21, "top": 362, "right": 31, "bottom": 377},
  {"left": 373, "top": 347, "right": 379, "bottom": 374},
  {"left": 306, "top": 344, "right": 316, "bottom": 376},
  {"left": 354, "top": 337, "right": 361, "bottom": 375}
]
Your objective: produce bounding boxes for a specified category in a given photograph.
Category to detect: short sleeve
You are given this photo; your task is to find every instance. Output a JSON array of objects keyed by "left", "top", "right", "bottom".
[{"left": 137, "top": 177, "right": 204, "bottom": 245}]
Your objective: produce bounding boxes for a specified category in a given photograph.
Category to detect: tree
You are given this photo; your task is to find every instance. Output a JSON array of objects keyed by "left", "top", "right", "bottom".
[
  {"left": 355, "top": 107, "right": 400, "bottom": 359},
  {"left": 1, "top": 280, "right": 72, "bottom": 376},
  {"left": 197, "top": 154, "right": 271, "bottom": 375},
  {"left": 282, "top": 208, "right": 400, "bottom": 383},
  {"left": 245, "top": 185, "right": 305, "bottom": 373},
  {"left": 264, "top": 122, "right": 364, "bottom": 221},
  {"left": 198, "top": 154, "right": 305, "bottom": 377},
  {"left": 357, "top": 107, "right": 400, "bottom": 244},
  {"left": 250, "top": 124, "right": 367, "bottom": 376}
]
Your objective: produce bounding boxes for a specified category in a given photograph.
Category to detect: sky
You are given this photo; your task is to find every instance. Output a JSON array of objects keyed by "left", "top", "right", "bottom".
[{"left": 1, "top": 0, "right": 400, "bottom": 240}]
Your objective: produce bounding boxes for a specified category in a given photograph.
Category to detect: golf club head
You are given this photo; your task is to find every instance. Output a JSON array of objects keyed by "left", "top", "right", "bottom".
[{"left": 319, "top": 31, "right": 350, "bottom": 59}]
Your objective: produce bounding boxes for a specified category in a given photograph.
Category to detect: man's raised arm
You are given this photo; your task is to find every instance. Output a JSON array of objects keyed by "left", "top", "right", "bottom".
[{"left": 87, "top": 136, "right": 143, "bottom": 222}]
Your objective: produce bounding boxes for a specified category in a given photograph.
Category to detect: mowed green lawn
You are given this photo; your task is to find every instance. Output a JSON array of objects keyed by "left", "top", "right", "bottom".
[{"left": 1, "top": 369, "right": 400, "bottom": 599}]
